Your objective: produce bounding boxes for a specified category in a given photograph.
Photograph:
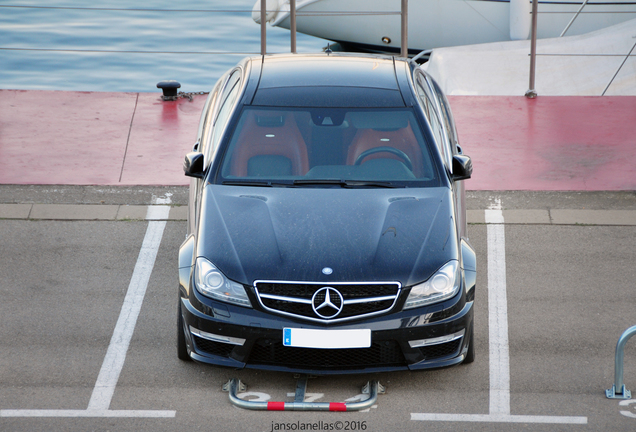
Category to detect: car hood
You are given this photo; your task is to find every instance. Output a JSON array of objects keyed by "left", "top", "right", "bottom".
[{"left": 196, "top": 185, "right": 458, "bottom": 286}]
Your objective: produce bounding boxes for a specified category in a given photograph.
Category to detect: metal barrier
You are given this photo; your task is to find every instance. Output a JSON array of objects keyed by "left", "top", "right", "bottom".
[
  {"left": 606, "top": 325, "right": 636, "bottom": 399},
  {"left": 223, "top": 376, "right": 385, "bottom": 411}
]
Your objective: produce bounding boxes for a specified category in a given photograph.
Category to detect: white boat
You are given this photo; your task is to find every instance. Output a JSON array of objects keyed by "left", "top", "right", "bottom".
[
  {"left": 423, "top": 18, "right": 636, "bottom": 95},
  {"left": 252, "top": 0, "right": 636, "bottom": 52}
]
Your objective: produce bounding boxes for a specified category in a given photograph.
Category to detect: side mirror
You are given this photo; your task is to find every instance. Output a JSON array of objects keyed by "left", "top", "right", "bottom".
[
  {"left": 183, "top": 152, "right": 205, "bottom": 178},
  {"left": 452, "top": 155, "right": 472, "bottom": 181}
]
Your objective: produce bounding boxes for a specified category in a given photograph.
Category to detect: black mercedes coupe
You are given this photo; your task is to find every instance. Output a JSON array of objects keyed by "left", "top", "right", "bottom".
[{"left": 178, "top": 52, "right": 476, "bottom": 374}]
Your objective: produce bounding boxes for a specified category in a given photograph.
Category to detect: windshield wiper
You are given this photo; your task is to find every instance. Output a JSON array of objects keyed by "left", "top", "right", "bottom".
[
  {"left": 293, "top": 179, "right": 347, "bottom": 187},
  {"left": 222, "top": 180, "right": 292, "bottom": 187},
  {"left": 292, "top": 179, "right": 403, "bottom": 188},
  {"left": 223, "top": 179, "right": 404, "bottom": 188},
  {"left": 342, "top": 180, "right": 404, "bottom": 188}
]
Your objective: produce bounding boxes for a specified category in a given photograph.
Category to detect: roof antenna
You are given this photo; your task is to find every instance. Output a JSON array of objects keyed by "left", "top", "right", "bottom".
[{"left": 325, "top": 43, "right": 332, "bottom": 55}]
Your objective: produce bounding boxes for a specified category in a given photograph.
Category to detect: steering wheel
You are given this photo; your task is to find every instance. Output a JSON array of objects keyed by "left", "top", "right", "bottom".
[{"left": 353, "top": 146, "right": 413, "bottom": 171}]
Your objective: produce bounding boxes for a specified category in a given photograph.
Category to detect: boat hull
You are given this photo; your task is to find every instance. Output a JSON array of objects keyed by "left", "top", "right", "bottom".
[{"left": 257, "top": 0, "right": 636, "bottom": 51}]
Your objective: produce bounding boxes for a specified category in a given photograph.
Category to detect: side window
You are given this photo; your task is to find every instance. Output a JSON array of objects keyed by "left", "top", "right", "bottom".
[
  {"left": 423, "top": 76, "right": 454, "bottom": 169},
  {"left": 204, "top": 71, "right": 242, "bottom": 165},
  {"left": 429, "top": 78, "right": 459, "bottom": 155},
  {"left": 415, "top": 74, "right": 450, "bottom": 168},
  {"left": 196, "top": 78, "right": 224, "bottom": 153}
]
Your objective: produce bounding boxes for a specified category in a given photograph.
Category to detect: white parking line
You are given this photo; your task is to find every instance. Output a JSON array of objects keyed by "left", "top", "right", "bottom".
[
  {"left": 1, "top": 203, "right": 176, "bottom": 418},
  {"left": 485, "top": 203, "right": 510, "bottom": 416},
  {"left": 87, "top": 205, "right": 170, "bottom": 411},
  {"left": 411, "top": 200, "right": 587, "bottom": 425},
  {"left": 411, "top": 413, "right": 589, "bottom": 423},
  {"left": 0, "top": 410, "right": 175, "bottom": 418}
]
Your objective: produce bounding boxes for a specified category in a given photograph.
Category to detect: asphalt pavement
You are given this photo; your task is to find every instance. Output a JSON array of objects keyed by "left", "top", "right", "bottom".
[{"left": 1, "top": 186, "right": 635, "bottom": 432}]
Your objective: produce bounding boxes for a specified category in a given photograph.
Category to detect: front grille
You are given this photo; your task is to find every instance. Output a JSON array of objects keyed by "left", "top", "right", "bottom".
[
  {"left": 258, "top": 283, "right": 398, "bottom": 298},
  {"left": 247, "top": 339, "right": 405, "bottom": 369},
  {"left": 255, "top": 281, "right": 401, "bottom": 323},
  {"left": 418, "top": 338, "right": 462, "bottom": 360},
  {"left": 192, "top": 334, "right": 235, "bottom": 358}
]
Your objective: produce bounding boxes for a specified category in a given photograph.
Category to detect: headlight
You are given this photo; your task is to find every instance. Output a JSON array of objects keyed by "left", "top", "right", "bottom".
[
  {"left": 404, "top": 260, "right": 460, "bottom": 309},
  {"left": 194, "top": 257, "right": 252, "bottom": 307}
]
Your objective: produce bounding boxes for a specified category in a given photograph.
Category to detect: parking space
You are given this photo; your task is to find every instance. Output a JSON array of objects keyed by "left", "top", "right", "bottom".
[
  {"left": 505, "top": 223, "right": 636, "bottom": 427},
  {"left": 1, "top": 189, "right": 635, "bottom": 432},
  {"left": 0, "top": 220, "right": 145, "bottom": 410}
]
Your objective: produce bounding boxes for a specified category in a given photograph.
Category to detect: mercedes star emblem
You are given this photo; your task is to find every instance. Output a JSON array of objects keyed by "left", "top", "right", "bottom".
[{"left": 311, "top": 287, "right": 344, "bottom": 319}]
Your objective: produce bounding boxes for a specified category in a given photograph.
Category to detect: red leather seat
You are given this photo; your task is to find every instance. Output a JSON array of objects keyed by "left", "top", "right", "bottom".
[
  {"left": 346, "top": 125, "right": 424, "bottom": 177},
  {"left": 231, "top": 111, "right": 309, "bottom": 177}
]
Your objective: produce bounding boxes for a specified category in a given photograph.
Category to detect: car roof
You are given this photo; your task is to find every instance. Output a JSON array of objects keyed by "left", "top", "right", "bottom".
[{"left": 249, "top": 53, "right": 409, "bottom": 108}]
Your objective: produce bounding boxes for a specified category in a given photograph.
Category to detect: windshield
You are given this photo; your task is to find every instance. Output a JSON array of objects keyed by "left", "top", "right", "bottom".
[{"left": 216, "top": 107, "right": 440, "bottom": 187}]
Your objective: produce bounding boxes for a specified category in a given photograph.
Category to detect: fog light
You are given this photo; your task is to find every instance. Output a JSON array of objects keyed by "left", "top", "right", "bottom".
[
  {"left": 382, "top": 36, "right": 391, "bottom": 44},
  {"left": 408, "top": 330, "right": 464, "bottom": 348}
]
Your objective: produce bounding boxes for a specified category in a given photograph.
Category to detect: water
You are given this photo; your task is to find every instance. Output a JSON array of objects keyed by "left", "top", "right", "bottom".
[{"left": 0, "top": 1, "right": 327, "bottom": 93}]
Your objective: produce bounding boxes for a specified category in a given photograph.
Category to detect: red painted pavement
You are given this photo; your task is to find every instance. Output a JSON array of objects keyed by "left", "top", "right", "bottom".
[
  {"left": 1, "top": 90, "right": 635, "bottom": 190},
  {"left": 0, "top": 89, "right": 205, "bottom": 186},
  {"left": 448, "top": 96, "right": 636, "bottom": 191}
]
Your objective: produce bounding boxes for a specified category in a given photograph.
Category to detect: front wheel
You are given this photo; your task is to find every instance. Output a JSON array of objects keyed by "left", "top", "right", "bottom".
[
  {"left": 177, "top": 300, "right": 192, "bottom": 361},
  {"left": 463, "top": 324, "right": 475, "bottom": 364}
]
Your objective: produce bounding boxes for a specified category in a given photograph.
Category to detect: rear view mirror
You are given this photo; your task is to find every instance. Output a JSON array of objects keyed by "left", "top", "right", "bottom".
[
  {"left": 452, "top": 155, "right": 472, "bottom": 181},
  {"left": 183, "top": 152, "right": 205, "bottom": 178}
]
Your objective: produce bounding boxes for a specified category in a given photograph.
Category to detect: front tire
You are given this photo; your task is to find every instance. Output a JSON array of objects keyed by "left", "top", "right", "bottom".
[
  {"left": 177, "top": 300, "right": 192, "bottom": 361},
  {"left": 463, "top": 324, "right": 475, "bottom": 364}
]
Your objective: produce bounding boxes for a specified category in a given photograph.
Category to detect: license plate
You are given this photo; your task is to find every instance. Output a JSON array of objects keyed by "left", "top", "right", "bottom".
[{"left": 283, "top": 328, "right": 371, "bottom": 349}]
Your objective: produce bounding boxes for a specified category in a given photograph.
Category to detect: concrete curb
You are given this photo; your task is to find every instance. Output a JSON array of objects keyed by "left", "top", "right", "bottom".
[
  {"left": 0, "top": 204, "right": 634, "bottom": 225},
  {"left": 0, "top": 204, "right": 187, "bottom": 221},
  {"left": 467, "top": 209, "right": 636, "bottom": 225}
]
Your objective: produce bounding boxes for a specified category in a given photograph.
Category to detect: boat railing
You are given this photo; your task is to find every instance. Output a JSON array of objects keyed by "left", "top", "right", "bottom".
[
  {"left": 543, "top": 0, "right": 636, "bottom": 37},
  {"left": 559, "top": 0, "right": 592, "bottom": 37},
  {"left": 526, "top": 0, "right": 636, "bottom": 97},
  {"left": 258, "top": 0, "right": 410, "bottom": 57}
]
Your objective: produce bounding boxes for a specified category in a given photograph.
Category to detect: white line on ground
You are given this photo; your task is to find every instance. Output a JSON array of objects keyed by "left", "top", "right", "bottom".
[
  {"left": 485, "top": 200, "right": 510, "bottom": 416},
  {"left": 410, "top": 413, "right": 588, "bottom": 424},
  {"left": 411, "top": 199, "right": 588, "bottom": 425},
  {"left": 1, "top": 410, "right": 175, "bottom": 418},
  {"left": 0, "top": 203, "right": 176, "bottom": 418},
  {"left": 87, "top": 205, "right": 170, "bottom": 411}
]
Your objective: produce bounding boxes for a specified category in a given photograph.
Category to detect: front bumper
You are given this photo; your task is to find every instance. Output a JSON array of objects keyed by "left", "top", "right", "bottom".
[{"left": 179, "top": 285, "right": 474, "bottom": 375}]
